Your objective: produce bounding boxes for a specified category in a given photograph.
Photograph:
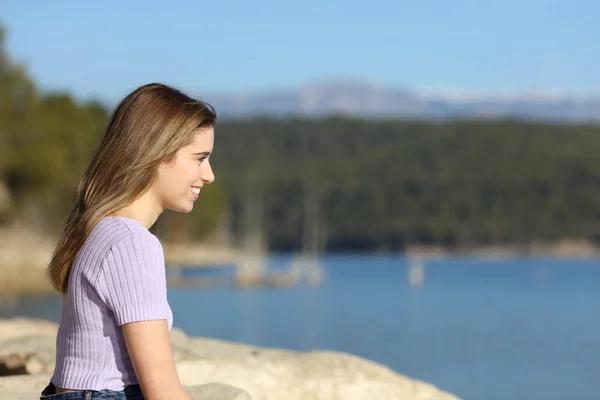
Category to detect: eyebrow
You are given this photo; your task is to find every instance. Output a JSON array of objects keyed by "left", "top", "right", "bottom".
[{"left": 193, "top": 151, "right": 211, "bottom": 157}]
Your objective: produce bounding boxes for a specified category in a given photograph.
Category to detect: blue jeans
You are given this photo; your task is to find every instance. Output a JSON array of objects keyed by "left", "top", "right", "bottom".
[{"left": 40, "top": 382, "right": 144, "bottom": 399}]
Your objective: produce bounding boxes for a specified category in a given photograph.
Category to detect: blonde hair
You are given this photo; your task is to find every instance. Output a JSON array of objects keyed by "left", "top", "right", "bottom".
[{"left": 47, "top": 83, "right": 216, "bottom": 293}]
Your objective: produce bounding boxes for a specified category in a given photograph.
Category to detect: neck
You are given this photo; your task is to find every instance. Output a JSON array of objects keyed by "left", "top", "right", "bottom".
[{"left": 110, "top": 191, "right": 163, "bottom": 229}]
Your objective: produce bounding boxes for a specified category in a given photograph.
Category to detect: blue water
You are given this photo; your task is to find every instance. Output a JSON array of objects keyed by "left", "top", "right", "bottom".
[{"left": 2, "top": 255, "right": 599, "bottom": 400}]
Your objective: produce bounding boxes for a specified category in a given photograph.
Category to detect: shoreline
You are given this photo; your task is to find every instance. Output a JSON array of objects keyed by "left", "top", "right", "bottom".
[
  {"left": 2, "top": 252, "right": 600, "bottom": 296},
  {"left": 2, "top": 247, "right": 599, "bottom": 295},
  {"left": 2, "top": 226, "right": 599, "bottom": 294}
]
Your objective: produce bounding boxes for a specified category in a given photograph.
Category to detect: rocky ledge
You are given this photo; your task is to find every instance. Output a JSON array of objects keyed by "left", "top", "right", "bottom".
[{"left": 0, "top": 318, "right": 460, "bottom": 400}]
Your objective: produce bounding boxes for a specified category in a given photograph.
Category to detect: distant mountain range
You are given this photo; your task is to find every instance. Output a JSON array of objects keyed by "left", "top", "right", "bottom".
[{"left": 203, "top": 80, "right": 600, "bottom": 124}]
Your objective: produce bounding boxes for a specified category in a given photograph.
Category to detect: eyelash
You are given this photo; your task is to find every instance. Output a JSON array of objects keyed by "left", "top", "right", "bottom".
[{"left": 198, "top": 157, "right": 208, "bottom": 164}]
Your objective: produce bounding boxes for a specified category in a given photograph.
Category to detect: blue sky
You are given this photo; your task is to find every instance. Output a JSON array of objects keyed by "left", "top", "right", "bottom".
[{"left": 1, "top": 0, "right": 598, "bottom": 103}]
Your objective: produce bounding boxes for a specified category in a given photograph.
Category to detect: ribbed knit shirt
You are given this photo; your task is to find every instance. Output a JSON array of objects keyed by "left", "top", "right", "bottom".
[{"left": 51, "top": 216, "right": 173, "bottom": 391}]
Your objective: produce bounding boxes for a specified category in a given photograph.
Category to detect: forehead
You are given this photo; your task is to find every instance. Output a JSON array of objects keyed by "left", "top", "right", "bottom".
[{"left": 185, "top": 127, "right": 214, "bottom": 151}]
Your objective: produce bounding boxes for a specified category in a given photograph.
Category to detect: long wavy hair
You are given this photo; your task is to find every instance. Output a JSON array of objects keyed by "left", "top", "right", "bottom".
[{"left": 47, "top": 83, "right": 216, "bottom": 293}]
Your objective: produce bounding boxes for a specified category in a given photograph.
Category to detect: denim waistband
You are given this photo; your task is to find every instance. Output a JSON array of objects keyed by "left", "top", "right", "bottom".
[{"left": 41, "top": 382, "right": 143, "bottom": 399}]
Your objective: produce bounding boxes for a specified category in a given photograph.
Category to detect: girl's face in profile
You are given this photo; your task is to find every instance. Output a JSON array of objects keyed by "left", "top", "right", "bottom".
[{"left": 152, "top": 127, "right": 215, "bottom": 213}]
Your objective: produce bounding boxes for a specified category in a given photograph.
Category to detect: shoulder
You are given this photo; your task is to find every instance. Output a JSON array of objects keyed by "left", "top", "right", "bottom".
[
  {"left": 95, "top": 218, "right": 168, "bottom": 307},
  {"left": 93, "top": 218, "right": 170, "bottom": 325},
  {"left": 92, "top": 216, "right": 162, "bottom": 254},
  {"left": 101, "top": 217, "right": 164, "bottom": 268},
  {"left": 77, "top": 216, "right": 163, "bottom": 280}
]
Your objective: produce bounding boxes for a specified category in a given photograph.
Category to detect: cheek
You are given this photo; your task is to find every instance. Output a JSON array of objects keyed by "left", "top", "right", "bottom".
[
  {"left": 155, "top": 169, "right": 173, "bottom": 192},
  {"left": 185, "top": 163, "right": 202, "bottom": 182}
]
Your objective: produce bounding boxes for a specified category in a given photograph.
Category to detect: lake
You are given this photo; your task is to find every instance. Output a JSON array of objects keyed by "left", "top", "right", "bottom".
[{"left": 2, "top": 255, "right": 599, "bottom": 400}]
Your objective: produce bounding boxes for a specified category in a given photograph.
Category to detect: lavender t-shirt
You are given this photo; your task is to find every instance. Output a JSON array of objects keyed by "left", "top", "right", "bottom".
[{"left": 51, "top": 216, "right": 173, "bottom": 390}]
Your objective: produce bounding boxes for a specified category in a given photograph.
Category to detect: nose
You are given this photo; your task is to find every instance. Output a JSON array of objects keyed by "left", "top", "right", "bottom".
[{"left": 201, "top": 162, "right": 215, "bottom": 184}]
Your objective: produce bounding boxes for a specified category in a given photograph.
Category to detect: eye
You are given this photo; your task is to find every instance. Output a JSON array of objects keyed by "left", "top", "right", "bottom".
[{"left": 198, "top": 156, "right": 208, "bottom": 164}]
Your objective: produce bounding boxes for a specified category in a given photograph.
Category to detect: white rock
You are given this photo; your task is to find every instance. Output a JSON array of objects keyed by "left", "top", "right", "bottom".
[{"left": 0, "top": 318, "right": 461, "bottom": 400}]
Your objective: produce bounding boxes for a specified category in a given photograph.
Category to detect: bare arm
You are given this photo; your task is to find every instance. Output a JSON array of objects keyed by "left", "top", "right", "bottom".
[{"left": 122, "top": 320, "right": 192, "bottom": 400}]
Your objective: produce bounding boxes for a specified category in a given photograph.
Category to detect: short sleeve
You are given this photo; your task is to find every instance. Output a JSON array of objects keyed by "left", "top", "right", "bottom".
[{"left": 96, "top": 232, "right": 170, "bottom": 326}]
